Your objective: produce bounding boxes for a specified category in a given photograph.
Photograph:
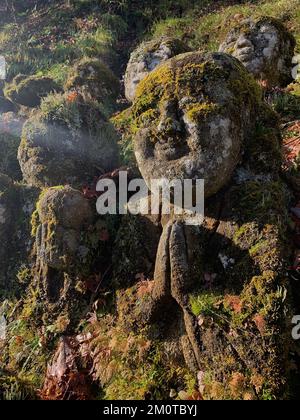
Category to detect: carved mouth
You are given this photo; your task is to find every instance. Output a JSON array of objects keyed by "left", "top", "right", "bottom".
[{"left": 236, "top": 49, "right": 255, "bottom": 63}]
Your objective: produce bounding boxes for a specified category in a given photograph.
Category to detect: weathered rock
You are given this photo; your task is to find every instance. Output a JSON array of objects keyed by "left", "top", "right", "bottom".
[
  {"left": 4, "top": 75, "right": 61, "bottom": 107},
  {"left": 133, "top": 51, "right": 263, "bottom": 198},
  {"left": 125, "top": 37, "right": 188, "bottom": 102},
  {"left": 219, "top": 17, "right": 296, "bottom": 87},
  {"left": 65, "top": 58, "right": 120, "bottom": 116},
  {"left": 18, "top": 93, "right": 119, "bottom": 188},
  {"left": 0, "top": 96, "right": 16, "bottom": 113}
]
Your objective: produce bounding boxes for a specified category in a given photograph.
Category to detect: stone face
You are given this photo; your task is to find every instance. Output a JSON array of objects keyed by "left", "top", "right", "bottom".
[
  {"left": 219, "top": 17, "right": 296, "bottom": 87},
  {"left": 124, "top": 37, "right": 188, "bottom": 102},
  {"left": 35, "top": 187, "right": 95, "bottom": 272},
  {"left": 4, "top": 75, "right": 61, "bottom": 107},
  {"left": 18, "top": 93, "right": 119, "bottom": 188},
  {"left": 133, "top": 51, "right": 263, "bottom": 198},
  {"left": 65, "top": 58, "right": 120, "bottom": 116}
]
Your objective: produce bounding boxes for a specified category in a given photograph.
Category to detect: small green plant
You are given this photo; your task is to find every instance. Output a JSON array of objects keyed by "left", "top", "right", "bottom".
[{"left": 190, "top": 292, "right": 223, "bottom": 317}]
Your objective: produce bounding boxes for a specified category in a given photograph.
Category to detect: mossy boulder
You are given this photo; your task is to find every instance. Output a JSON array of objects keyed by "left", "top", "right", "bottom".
[
  {"left": 125, "top": 37, "right": 189, "bottom": 102},
  {"left": 18, "top": 92, "right": 120, "bottom": 188},
  {"left": 4, "top": 75, "right": 61, "bottom": 108},
  {"left": 65, "top": 58, "right": 120, "bottom": 116},
  {"left": 219, "top": 17, "right": 296, "bottom": 88},
  {"left": 132, "top": 51, "right": 264, "bottom": 198}
]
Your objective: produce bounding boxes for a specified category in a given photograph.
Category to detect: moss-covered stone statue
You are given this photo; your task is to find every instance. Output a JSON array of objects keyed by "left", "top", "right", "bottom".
[
  {"left": 124, "top": 37, "right": 188, "bottom": 102},
  {"left": 18, "top": 92, "right": 119, "bottom": 188},
  {"left": 65, "top": 58, "right": 120, "bottom": 116},
  {"left": 111, "top": 52, "right": 292, "bottom": 400},
  {"left": 219, "top": 17, "right": 296, "bottom": 88},
  {"left": 31, "top": 186, "right": 113, "bottom": 326}
]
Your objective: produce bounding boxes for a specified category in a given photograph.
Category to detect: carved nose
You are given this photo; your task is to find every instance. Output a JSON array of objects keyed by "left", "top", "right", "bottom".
[{"left": 236, "top": 36, "right": 253, "bottom": 49}]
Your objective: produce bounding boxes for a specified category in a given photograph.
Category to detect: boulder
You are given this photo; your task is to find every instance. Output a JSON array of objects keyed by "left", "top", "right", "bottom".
[
  {"left": 65, "top": 58, "right": 120, "bottom": 116},
  {"left": 4, "top": 75, "right": 61, "bottom": 107},
  {"left": 18, "top": 92, "right": 119, "bottom": 188},
  {"left": 124, "top": 37, "right": 188, "bottom": 102},
  {"left": 133, "top": 51, "right": 263, "bottom": 198},
  {"left": 219, "top": 17, "right": 296, "bottom": 87}
]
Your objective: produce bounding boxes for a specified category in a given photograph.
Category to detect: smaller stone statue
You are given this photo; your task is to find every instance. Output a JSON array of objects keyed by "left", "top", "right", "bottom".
[{"left": 219, "top": 17, "right": 296, "bottom": 87}]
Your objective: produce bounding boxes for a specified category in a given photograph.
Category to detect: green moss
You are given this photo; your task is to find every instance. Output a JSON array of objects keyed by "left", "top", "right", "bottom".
[
  {"left": 30, "top": 186, "right": 65, "bottom": 238},
  {"left": 129, "top": 52, "right": 265, "bottom": 150},
  {"left": 232, "top": 180, "right": 287, "bottom": 226},
  {"left": 30, "top": 209, "right": 39, "bottom": 238},
  {"left": 152, "top": 0, "right": 300, "bottom": 55},
  {"left": 83, "top": 317, "right": 195, "bottom": 400},
  {"left": 0, "top": 287, "right": 51, "bottom": 392},
  {"left": 4, "top": 75, "right": 60, "bottom": 107},
  {"left": 186, "top": 102, "right": 219, "bottom": 123},
  {"left": 0, "top": 373, "right": 36, "bottom": 400},
  {"left": 245, "top": 119, "right": 282, "bottom": 174},
  {"left": 228, "top": 72, "right": 262, "bottom": 109},
  {"left": 271, "top": 88, "right": 300, "bottom": 119},
  {"left": 111, "top": 108, "right": 137, "bottom": 166},
  {"left": 16, "top": 266, "right": 32, "bottom": 286}
]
